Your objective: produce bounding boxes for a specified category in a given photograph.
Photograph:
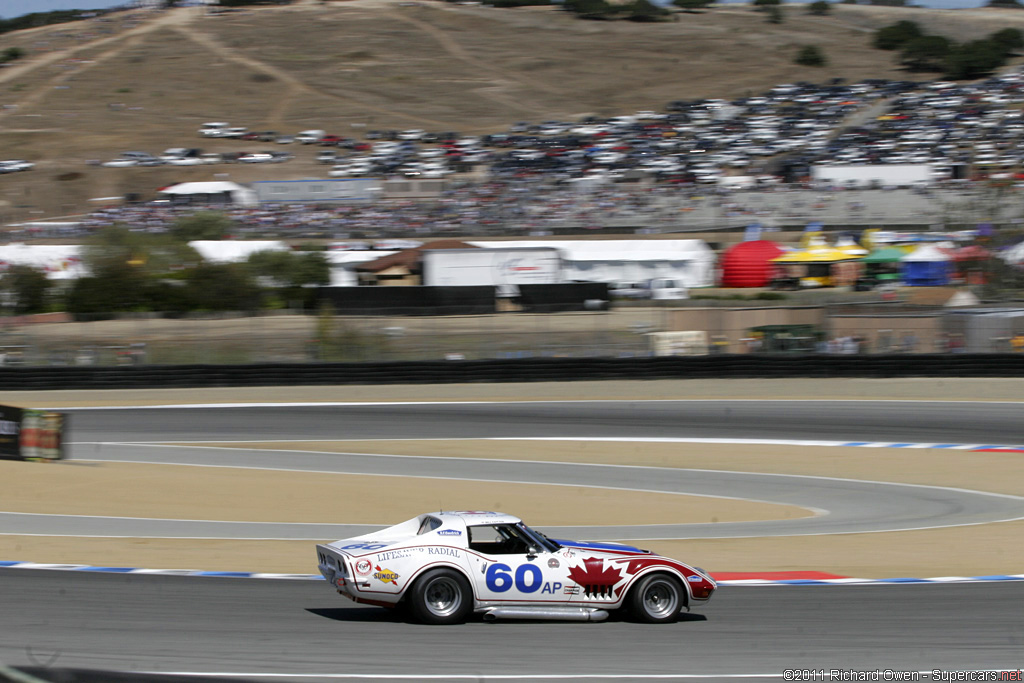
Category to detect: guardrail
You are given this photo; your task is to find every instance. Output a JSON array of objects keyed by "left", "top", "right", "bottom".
[{"left": 1, "top": 354, "right": 1023, "bottom": 390}]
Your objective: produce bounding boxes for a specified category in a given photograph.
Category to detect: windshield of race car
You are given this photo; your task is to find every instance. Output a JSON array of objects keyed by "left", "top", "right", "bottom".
[{"left": 466, "top": 523, "right": 559, "bottom": 555}]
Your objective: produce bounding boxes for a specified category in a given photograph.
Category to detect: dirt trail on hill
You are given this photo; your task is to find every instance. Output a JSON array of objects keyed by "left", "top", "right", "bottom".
[
  {"left": 378, "top": 7, "right": 558, "bottom": 117},
  {"left": 0, "top": 8, "right": 200, "bottom": 122},
  {"left": 170, "top": 20, "right": 451, "bottom": 129}
]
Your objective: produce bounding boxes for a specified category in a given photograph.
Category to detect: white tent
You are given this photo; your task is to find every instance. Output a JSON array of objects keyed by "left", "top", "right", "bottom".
[
  {"left": 1001, "top": 241, "right": 1024, "bottom": 265},
  {"left": 325, "top": 250, "right": 397, "bottom": 286},
  {"left": 467, "top": 239, "right": 716, "bottom": 287},
  {"left": 159, "top": 181, "right": 258, "bottom": 208},
  {"left": 0, "top": 244, "right": 86, "bottom": 281},
  {"left": 188, "top": 240, "right": 290, "bottom": 263}
]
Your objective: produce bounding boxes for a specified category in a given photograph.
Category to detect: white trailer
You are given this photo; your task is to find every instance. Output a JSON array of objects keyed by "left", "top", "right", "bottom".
[
  {"left": 810, "top": 164, "right": 934, "bottom": 189},
  {"left": 422, "top": 248, "right": 563, "bottom": 287}
]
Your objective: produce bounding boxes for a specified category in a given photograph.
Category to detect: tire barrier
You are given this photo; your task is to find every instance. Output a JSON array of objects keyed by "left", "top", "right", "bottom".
[{"left": 1, "top": 354, "right": 1023, "bottom": 390}]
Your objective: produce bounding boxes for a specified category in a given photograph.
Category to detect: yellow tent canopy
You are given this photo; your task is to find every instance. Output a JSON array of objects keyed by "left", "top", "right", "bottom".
[{"left": 771, "top": 247, "right": 862, "bottom": 264}]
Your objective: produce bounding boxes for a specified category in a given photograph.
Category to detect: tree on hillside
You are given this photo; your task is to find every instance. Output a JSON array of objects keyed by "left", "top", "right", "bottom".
[
  {"left": 562, "top": 0, "right": 616, "bottom": 18},
  {"left": 626, "top": 0, "right": 671, "bottom": 21},
  {"left": 900, "top": 34, "right": 953, "bottom": 71},
  {"left": 0, "top": 47, "right": 25, "bottom": 65},
  {"left": 169, "top": 211, "right": 234, "bottom": 242},
  {"left": 0, "top": 265, "right": 51, "bottom": 315},
  {"left": 807, "top": 0, "right": 830, "bottom": 13},
  {"left": 945, "top": 39, "right": 1008, "bottom": 79},
  {"left": 673, "top": 0, "right": 713, "bottom": 11},
  {"left": 67, "top": 226, "right": 202, "bottom": 315},
  {"left": 795, "top": 44, "right": 826, "bottom": 66},
  {"left": 873, "top": 20, "right": 922, "bottom": 50},
  {"left": 78, "top": 226, "right": 201, "bottom": 280},
  {"left": 766, "top": 5, "right": 784, "bottom": 22},
  {"left": 990, "top": 27, "right": 1024, "bottom": 53},
  {"left": 183, "top": 262, "right": 260, "bottom": 312},
  {"left": 987, "top": 0, "right": 1022, "bottom": 8},
  {"left": 491, "top": 0, "right": 551, "bottom": 6},
  {"left": 246, "top": 249, "right": 330, "bottom": 309},
  {"left": 0, "top": 10, "right": 93, "bottom": 37},
  {"left": 753, "top": 0, "right": 781, "bottom": 8}
]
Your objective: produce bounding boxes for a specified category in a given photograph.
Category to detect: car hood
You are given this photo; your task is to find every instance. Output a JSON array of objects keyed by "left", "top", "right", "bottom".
[{"left": 551, "top": 539, "right": 651, "bottom": 556}]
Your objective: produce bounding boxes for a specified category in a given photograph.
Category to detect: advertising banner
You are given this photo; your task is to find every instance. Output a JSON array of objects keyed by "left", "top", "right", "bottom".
[
  {"left": 0, "top": 405, "right": 67, "bottom": 461},
  {"left": 0, "top": 405, "right": 20, "bottom": 460}
]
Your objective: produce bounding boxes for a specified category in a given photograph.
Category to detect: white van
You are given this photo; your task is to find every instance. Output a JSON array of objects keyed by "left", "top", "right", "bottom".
[
  {"left": 648, "top": 278, "right": 688, "bottom": 301},
  {"left": 198, "top": 122, "right": 230, "bottom": 137},
  {"left": 296, "top": 129, "right": 326, "bottom": 144}
]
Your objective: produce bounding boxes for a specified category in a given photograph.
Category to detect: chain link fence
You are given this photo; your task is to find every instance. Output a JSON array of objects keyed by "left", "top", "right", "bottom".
[{"left": 2, "top": 304, "right": 1024, "bottom": 366}]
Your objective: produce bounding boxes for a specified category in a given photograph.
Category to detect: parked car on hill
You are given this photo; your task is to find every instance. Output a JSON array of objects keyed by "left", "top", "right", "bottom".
[{"left": 0, "top": 160, "right": 34, "bottom": 172}]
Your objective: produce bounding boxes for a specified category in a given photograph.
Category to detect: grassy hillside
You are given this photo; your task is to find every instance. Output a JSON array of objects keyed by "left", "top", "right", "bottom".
[{"left": 1, "top": 0, "right": 1024, "bottom": 221}]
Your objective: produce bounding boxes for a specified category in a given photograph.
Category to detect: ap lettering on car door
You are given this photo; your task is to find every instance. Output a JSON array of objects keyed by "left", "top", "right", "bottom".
[{"left": 466, "top": 523, "right": 569, "bottom": 603}]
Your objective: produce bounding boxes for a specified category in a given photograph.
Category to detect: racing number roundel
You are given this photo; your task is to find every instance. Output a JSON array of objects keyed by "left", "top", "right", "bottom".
[{"left": 486, "top": 563, "right": 543, "bottom": 593}]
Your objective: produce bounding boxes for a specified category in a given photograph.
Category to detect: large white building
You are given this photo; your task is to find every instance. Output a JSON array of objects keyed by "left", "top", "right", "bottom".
[{"left": 467, "top": 239, "right": 716, "bottom": 288}]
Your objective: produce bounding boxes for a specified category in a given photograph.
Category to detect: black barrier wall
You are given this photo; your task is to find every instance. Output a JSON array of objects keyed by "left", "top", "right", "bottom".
[
  {"left": 0, "top": 404, "right": 21, "bottom": 460},
  {"left": 318, "top": 286, "right": 497, "bottom": 314},
  {"left": 0, "top": 405, "right": 66, "bottom": 461},
  {"left": 0, "top": 355, "right": 1023, "bottom": 391}
]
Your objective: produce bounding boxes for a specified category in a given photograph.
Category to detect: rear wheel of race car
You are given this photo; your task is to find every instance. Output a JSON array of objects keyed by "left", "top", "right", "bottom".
[
  {"left": 407, "top": 569, "right": 473, "bottom": 625},
  {"left": 628, "top": 573, "right": 684, "bottom": 623}
]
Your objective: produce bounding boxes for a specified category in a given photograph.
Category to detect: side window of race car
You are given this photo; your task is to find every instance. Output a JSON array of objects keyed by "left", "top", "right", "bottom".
[
  {"left": 418, "top": 516, "right": 443, "bottom": 535},
  {"left": 468, "top": 524, "right": 532, "bottom": 555}
]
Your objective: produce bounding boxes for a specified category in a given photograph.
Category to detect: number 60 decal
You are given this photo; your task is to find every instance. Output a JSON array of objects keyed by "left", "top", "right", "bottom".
[{"left": 485, "top": 563, "right": 543, "bottom": 593}]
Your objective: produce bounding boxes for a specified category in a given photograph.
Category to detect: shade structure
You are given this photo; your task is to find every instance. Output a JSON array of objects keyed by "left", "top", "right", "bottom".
[
  {"left": 720, "top": 240, "right": 786, "bottom": 287},
  {"left": 835, "top": 235, "right": 868, "bottom": 257},
  {"left": 901, "top": 244, "right": 951, "bottom": 286},
  {"left": 860, "top": 247, "right": 907, "bottom": 264},
  {"left": 771, "top": 246, "right": 862, "bottom": 264}
]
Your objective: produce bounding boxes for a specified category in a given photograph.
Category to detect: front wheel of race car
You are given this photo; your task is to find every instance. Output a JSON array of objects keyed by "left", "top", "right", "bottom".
[
  {"left": 627, "top": 573, "right": 684, "bottom": 624},
  {"left": 407, "top": 569, "right": 473, "bottom": 625}
]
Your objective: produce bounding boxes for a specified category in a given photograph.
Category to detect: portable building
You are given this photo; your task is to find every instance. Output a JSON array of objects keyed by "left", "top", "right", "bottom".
[{"left": 467, "top": 240, "right": 715, "bottom": 288}]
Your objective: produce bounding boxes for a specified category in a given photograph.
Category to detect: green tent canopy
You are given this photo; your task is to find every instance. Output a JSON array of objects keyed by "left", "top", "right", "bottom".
[{"left": 860, "top": 247, "right": 906, "bottom": 264}]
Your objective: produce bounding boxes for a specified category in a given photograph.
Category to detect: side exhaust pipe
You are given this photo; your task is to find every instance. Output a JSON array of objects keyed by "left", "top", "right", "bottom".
[{"left": 483, "top": 607, "right": 609, "bottom": 622}]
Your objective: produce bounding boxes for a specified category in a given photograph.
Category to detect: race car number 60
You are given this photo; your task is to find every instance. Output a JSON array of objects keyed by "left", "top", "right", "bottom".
[{"left": 486, "top": 563, "right": 543, "bottom": 593}]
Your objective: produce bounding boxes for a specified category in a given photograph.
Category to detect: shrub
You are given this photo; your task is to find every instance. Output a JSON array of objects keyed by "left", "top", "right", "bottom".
[
  {"left": 626, "top": 0, "right": 671, "bottom": 21},
  {"left": 795, "top": 44, "right": 826, "bottom": 66},
  {"left": 900, "top": 34, "right": 953, "bottom": 71},
  {"left": 945, "top": 39, "right": 1007, "bottom": 79},
  {"left": 873, "top": 20, "right": 922, "bottom": 50}
]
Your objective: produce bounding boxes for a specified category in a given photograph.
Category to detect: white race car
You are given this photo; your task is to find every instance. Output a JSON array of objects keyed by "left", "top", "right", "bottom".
[{"left": 316, "top": 511, "right": 716, "bottom": 624}]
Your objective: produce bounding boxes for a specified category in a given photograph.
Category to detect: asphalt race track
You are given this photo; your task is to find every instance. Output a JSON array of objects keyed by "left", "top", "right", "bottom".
[
  {"left": 54, "top": 399, "right": 1024, "bottom": 445},
  {"left": 1, "top": 399, "right": 1023, "bottom": 682},
  {"left": 2, "top": 570, "right": 1023, "bottom": 681},
  {"left": 5, "top": 445, "right": 1024, "bottom": 540}
]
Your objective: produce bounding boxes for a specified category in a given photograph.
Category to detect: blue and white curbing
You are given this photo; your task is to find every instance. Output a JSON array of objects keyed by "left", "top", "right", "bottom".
[
  {"left": 2, "top": 561, "right": 1023, "bottom": 585},
  {"left": 492, "top": 437, "right": 1024, "bottom": 451}
]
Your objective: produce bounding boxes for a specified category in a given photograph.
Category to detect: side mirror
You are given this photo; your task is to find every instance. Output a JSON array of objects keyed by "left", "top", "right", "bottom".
[{"left": 526, "top": 545, "right": 540, "bottom": 559}]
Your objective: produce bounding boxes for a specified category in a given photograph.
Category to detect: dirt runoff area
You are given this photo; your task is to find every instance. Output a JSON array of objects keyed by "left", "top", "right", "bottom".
[{"left": 0, "top": 378, "right": 1022, "bottom": 578}]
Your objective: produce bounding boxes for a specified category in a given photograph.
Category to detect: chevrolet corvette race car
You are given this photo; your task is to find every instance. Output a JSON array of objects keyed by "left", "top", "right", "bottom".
[{"left": 316, "top": 511, "right": 716, "bottom": 624}]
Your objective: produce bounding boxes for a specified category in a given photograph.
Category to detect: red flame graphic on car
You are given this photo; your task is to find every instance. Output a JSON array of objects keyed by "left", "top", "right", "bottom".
[{"left": 567, "top": 557, "right": 623, "bottom": 597}]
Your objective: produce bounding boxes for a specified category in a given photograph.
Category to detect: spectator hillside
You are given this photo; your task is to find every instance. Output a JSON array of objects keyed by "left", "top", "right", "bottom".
[{"left": 4, "top": 0, "right": 1024, "bottom": 225}]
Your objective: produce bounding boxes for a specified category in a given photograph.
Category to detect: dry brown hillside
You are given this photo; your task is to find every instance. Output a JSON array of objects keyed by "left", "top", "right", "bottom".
[{"left": 1, "top": 0, "right": 1024, "bottom": 222}]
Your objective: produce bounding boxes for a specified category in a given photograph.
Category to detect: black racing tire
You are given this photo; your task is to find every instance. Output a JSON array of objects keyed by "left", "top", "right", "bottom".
[
  {"left": 407, "top": 568, "right": 473, "bottom": 625},
  {"left": 627, "top": 573, "right": 684, "bottom": 624}
]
